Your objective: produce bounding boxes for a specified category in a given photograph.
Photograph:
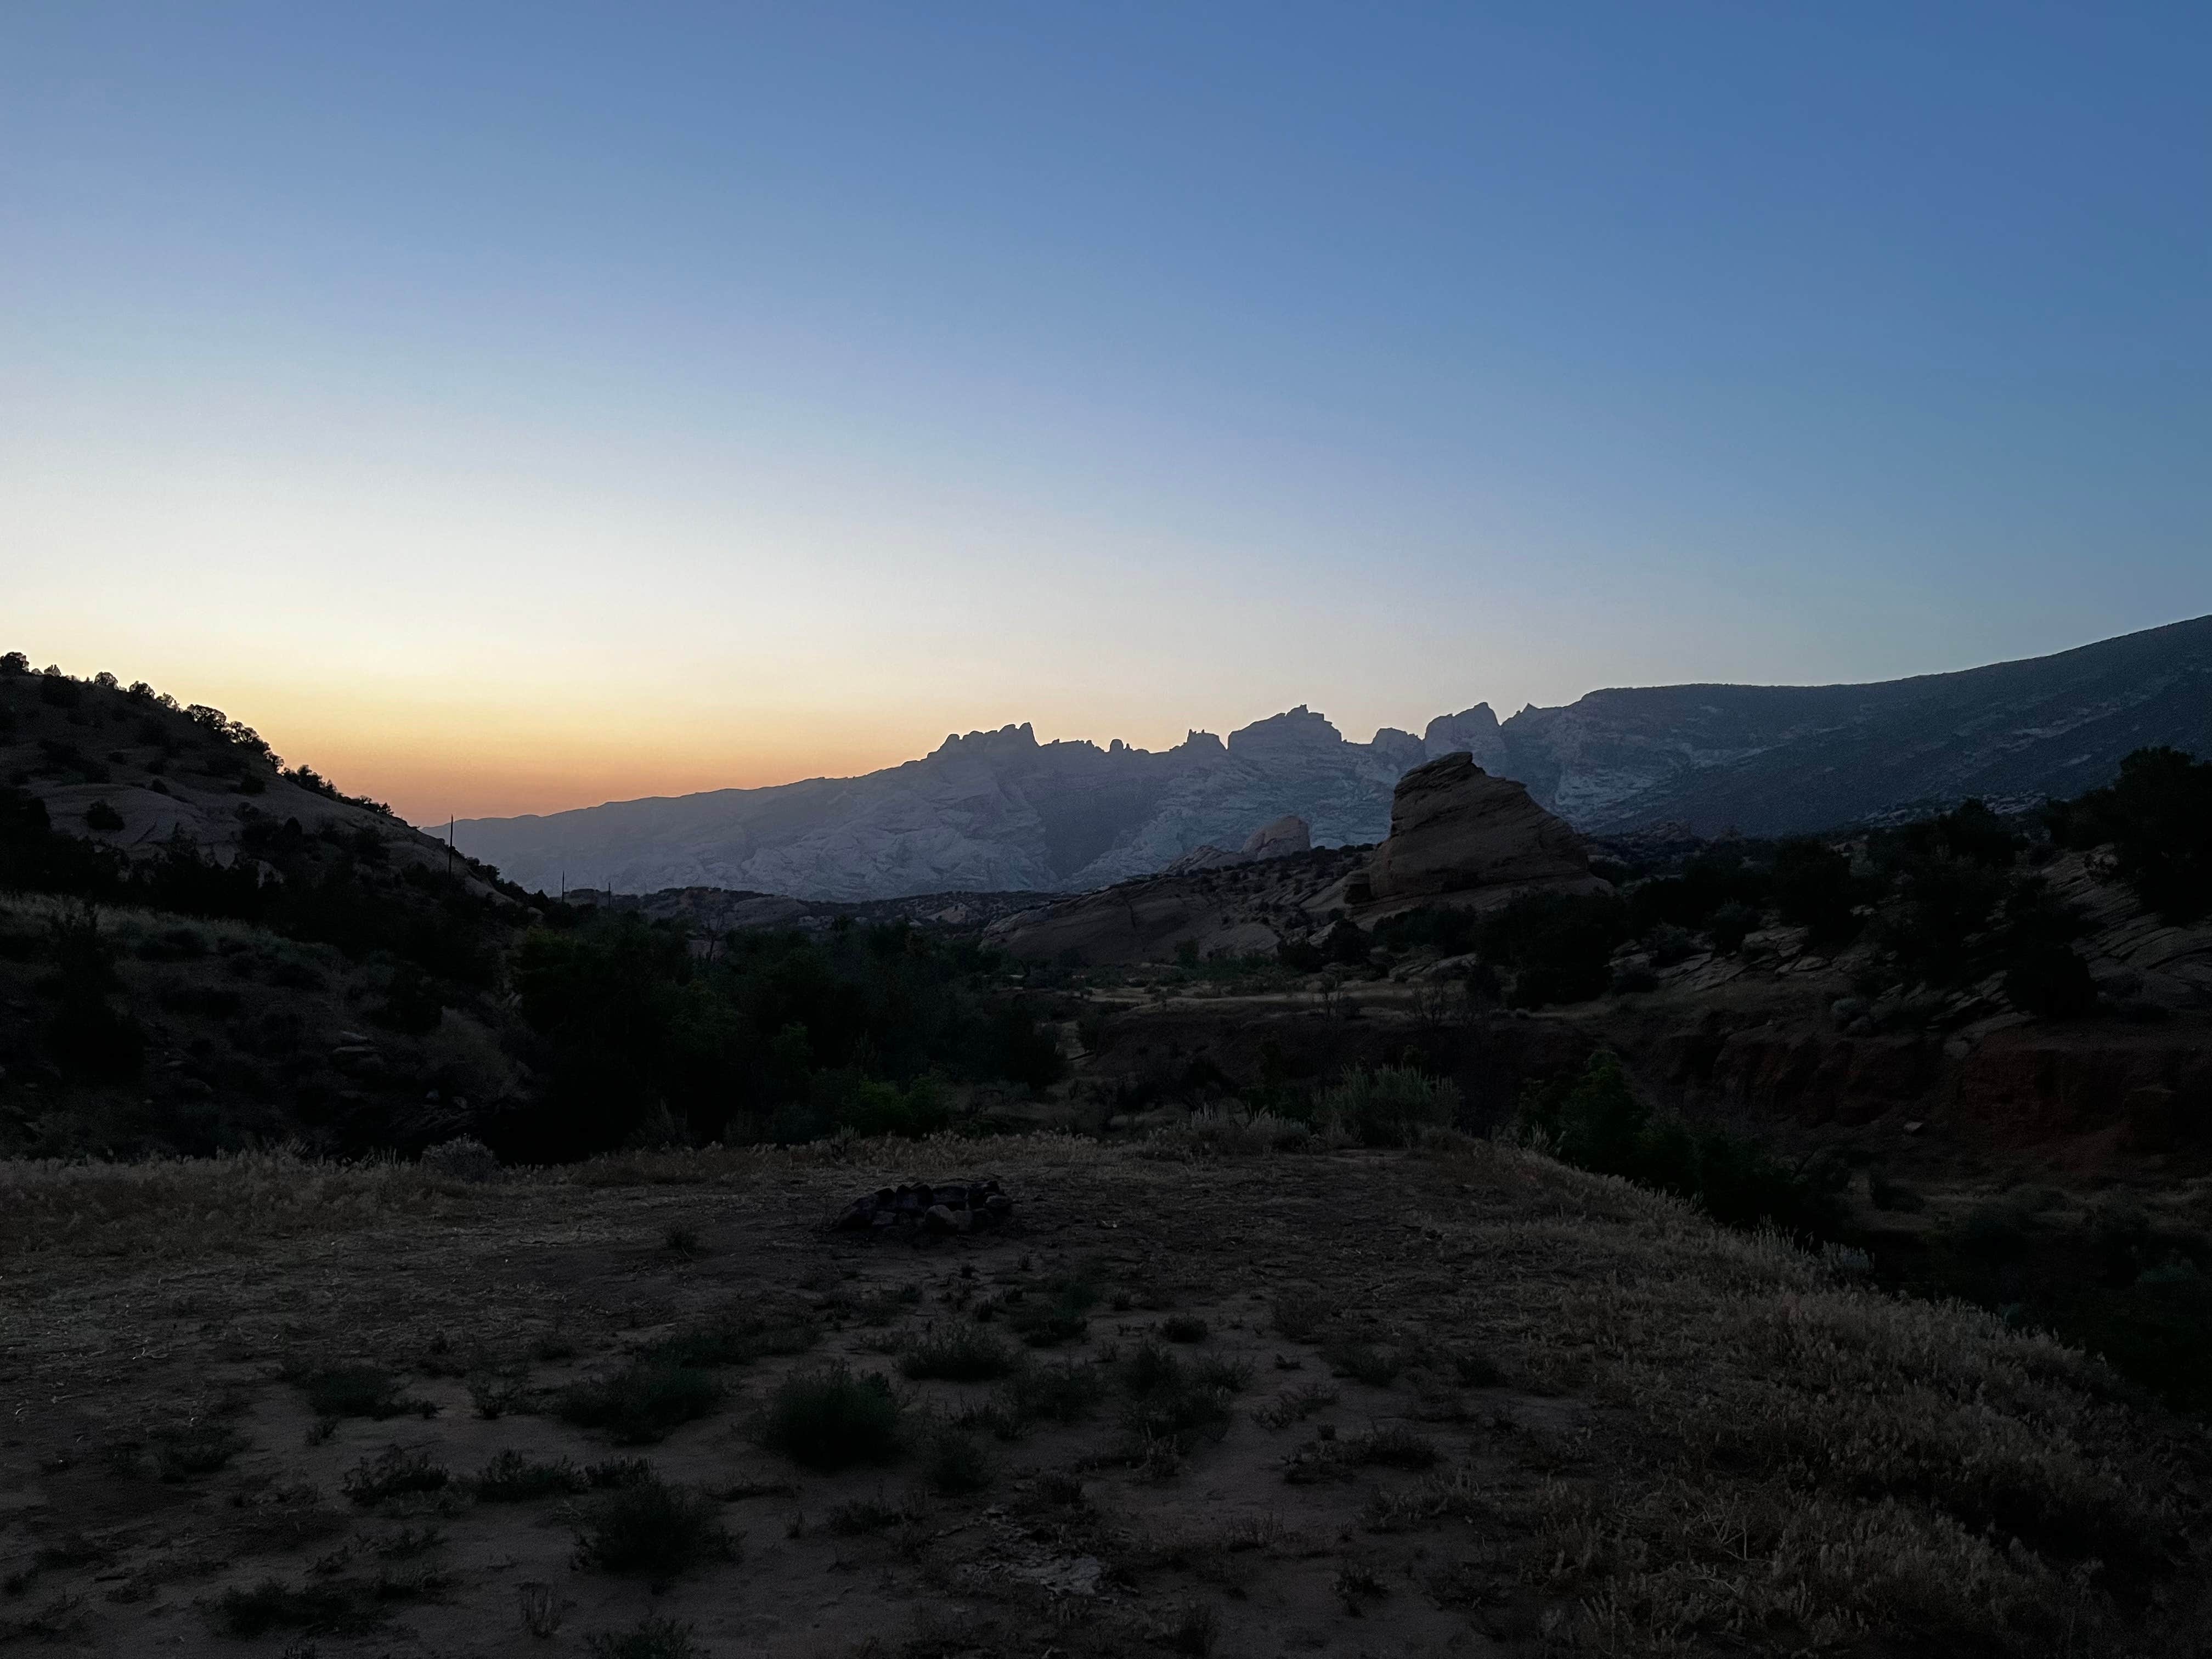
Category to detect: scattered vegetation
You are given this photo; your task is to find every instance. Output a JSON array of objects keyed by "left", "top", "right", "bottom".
[
  {"left": 757, "top": 1363, "right": 902, "bottom": 1470},
  {"left": 1515, "top": 1051, "right": 1848, "bottom": 1242},
  {"left": 557, "top": 1359, "right": 725, "bottom": 1444},
  {"left": 474, "top": 1450, "right": 588, "bottom": 1502},
  {"left": 572, "top": 1474, "right": 736, "bottom": 1577},
  {"left": 585, "top": 1613, "right": 706, "bottom": 1658},
  {"left": 341, "top": 1447, "right": 451, "bottom": 1506},
  {"left": 899, "top": 1325, "right": 1021, "bottom": 1382}
]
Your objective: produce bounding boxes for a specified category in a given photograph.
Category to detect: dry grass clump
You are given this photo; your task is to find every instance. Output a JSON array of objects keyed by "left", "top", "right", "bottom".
[
  {"left": 756, "top": 1362, "right": 902, "bottom": 1470},
  {"left": 341, "top": 1446, "right": 450, "bottom": 1506},
  {"left": 556, "top": 1359, "right": 724, "bottom": 1444},
  {"left": 584, "top": 1613, "right": 703, "bottom": 1657},
  {"left": 571, "top": 1474, "right": 736, "bottom": 1578},
  {"left": 899, "top": 1325, "right": 1022, "bottom": 1381},
  {"left": 1421, "top": 1141, "right": 2202, "bottom": 1655},
  {"left": 473, "top": 1451, "right": 587, "bottom": 1502},
  {"left": 0, "top": 1150, "right": 470, "bottom": 1260}
]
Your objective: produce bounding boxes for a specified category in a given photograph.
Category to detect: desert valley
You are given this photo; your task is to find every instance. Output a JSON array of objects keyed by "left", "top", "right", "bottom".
[{"left": 3, "top": 630, "right": 2210, "bottom": 1657}]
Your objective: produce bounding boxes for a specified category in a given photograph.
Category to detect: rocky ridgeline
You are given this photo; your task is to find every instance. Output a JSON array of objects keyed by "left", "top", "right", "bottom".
[{"left": 450, "top": 614, "right": 2212, "bottom": 901}]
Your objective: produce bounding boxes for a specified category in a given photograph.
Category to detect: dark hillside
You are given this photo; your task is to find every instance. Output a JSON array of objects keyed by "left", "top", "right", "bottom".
[
  {"left": 0, "top": 654, "right": 552, "bottom": 1157},
  {"left": 1534, "top": 613, "right": 2212, "bottom": 834}
]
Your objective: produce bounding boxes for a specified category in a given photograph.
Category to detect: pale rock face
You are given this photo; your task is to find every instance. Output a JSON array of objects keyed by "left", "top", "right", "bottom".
[
  {"left": 1365, "top": 753, "right": 1592, "bottom": 901},
  {"left": 1241, "top": 814, "right": 1311, "bottom": 859},
  {"left": 1423, "top": 704, "right": 1510, "bottom": 772},
  {"left": 1164, "top": 814, "right": 1312, "bottom": 875},
  {"left": 448, "top": 613, "right": 2212, "bottom": 900}
]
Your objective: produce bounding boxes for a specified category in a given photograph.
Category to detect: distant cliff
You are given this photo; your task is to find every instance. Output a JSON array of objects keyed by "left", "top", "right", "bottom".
[{"left": 449, "top": 616, "right": 2212, "bottom": 899}]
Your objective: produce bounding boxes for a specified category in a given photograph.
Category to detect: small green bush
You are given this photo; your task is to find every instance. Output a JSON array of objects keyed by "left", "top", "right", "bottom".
[
  {"left": 214, "top": 1579, "right": 372, "bottom": 1638},
  {"left": 572, "top": 1477, "right": 735, "bottom": 1577},
  {"left": 585, "top": 1613, "right": 703, "bottom": 1658},
  {"left": 1321, "top": 1340, "right": 1402, "bottom": 1388},
  {"left": 342, "top": 1447, "right": 450, "bottom": 1506},
  {"left": 992, "top": 1359, "right": 1105, "bottom": 1427},
  {"left": 1002, "top": 1275, "right": 1096, "bottom": 1347},
  {"left": 899, "top": 1326, "right": 1020, "bottom": 1382},
  {"left": 1271, "top": 1291, "right": 1329, "bottom": 1341},
  {"left": 1515, "top": 1051, "right": 1847, "bottom": 1242},
  {"left": 1160, "top": 1314, "right": 1209, "bottom": 1343},
  {"left": 921, "top": 1429, "right": 993, "bottom": 1494},
  {"left": 557, "top": 1361, "right": 724, "bottom": 1444},
  {"left": 151, "top": 1423, "right": 247, "bottom": 1481},
  {"left": 1316, "top": 1066, "right": 1459, "bottom": 1147},
  {"left": 757, "top": 1363, "right": 901, "bottom": 1470},
  {"left": 475, "top": 1451, "right": 586, "bottom": 1502},
  {"left": 650, "top": 1315, "right": 817, "bottom": 1368},
  {"left": 1351, "top": 1424, "right": 1437, "bottom": 1469},
  {"left": 1119, "top": 1342, "right": 1234, "bottom": 1452},
  {"left": 290, "top": 1364, "right": 428, "bottom": 1421}
]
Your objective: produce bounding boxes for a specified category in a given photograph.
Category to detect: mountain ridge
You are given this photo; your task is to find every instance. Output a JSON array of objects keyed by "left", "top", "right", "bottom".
[{"left": 449, "top": 614, "right": 2212, "bottom": 900}]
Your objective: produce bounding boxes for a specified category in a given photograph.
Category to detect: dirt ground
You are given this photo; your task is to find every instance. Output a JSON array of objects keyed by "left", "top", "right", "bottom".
[{"left": 3, "top": 1137, "right": 2206, "bottom": 1658}]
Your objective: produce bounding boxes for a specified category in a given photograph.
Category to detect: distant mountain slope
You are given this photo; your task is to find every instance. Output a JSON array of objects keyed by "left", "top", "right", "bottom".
[
  {"left": 450, "top": 616, "right": 2212, "bottom": 898},
  {"left": 1511, "top": 614, "right": 2212, "bottom": 836},
  {"left": 450, "top": 707, "right": 1465, "bottom": 901}
]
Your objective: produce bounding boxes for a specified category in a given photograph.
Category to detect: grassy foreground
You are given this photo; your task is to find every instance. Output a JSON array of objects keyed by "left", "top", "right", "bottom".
[{"left": 2, "top": 1135, "right": 2204, "bottom": 1657}]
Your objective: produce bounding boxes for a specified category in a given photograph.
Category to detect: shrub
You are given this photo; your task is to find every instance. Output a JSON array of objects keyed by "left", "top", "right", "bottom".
[
  {"left": 1769, "top": 839, "right": 1861, "bottom": 947},
  {"left": 921, "top": 1429, "right": 994, "bottom": 1494},
  {"left": 1271, "top": 1291, "right": 1329, "bottom": 1341},
  {"left": 1479, "top": 892, "right": 1629, "bottom": 1006},
  {"left": 1515, "top": 1052, "right": 1847, "bottom": 1242},
  {"left": 585, "top": 1614, "right": 703, "bottom": 1658},
  {"left": 214, "top": 1579, "right": 371, "bottom": 1638},
  {"left": 1002, "top": 1275, "right": 1097, "bottom": 1347},
  {"left": 289, "top": 1364, "right": 427, "bottom": 1421},
  {"left": 1351, "top": 1424, "right": 1438, "bottom": 1469},
  {"left": 650, "top": 1314, "right": 817, "bottom": 1368},
  {"left": 1119, "top": 1342, "right": 1234, "bottom": 1452},
  {"left": 1315, "top": 1066, "right": 1459, "bottom": 1147},
  {"left": 899, "top": 1326, "right": 1020, "bottom": 1382},
  {"left": 1160, "top": 1314, "right": 1209, "bottom": 1343},
  {"left": 557, "top": 1361, "right": 724, "bottom": 1444},
  {"left": 572, "top": 1477, "right": 735, "bottom": 1577},
  {"left": 2048, "top": 746, "right": 2212, "bottom": 923},
  {"left": 757, "top": 1363, "right": 901, "bottom": 1470},
  {"left": 991, "top": 1359, "right": 1105, "bottom": 1428},
  {"left": 1321, "top": 1340, "right": 1403, "bottom": 1389},
  {"left": 419, "top": 1137, "right": 501, "bottom": 1183},
  {"left": 475, "top": 1451, "right": 587, "bottom": 1502},
  {"left": 342, "top": 1447, "right": 450, "bottom": 1506},
  {"left": 150, "top": 1423, "right": 247, "bottom": 1481}
]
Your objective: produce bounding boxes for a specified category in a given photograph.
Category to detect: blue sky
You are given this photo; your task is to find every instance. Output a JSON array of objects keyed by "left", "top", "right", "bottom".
[{"left": 4, "top": 3, "right": 2207, "bottom": 819}]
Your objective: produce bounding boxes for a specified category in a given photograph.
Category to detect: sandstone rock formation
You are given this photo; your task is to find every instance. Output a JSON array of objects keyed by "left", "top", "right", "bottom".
[
  {"left": 1364, "top": 753, "right": 1595, "bottom": 902},
  {"left": 1164, "top": 814, "right": 1312, "bottom": 874}
]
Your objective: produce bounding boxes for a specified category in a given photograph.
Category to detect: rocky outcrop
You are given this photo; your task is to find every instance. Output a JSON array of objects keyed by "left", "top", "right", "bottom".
[
  {"left": 1364, "top": 754, "right": 1596, "bottom": 903},
  {"left": 1164, "top": 814, "right": 1312, "bottom": 874}
]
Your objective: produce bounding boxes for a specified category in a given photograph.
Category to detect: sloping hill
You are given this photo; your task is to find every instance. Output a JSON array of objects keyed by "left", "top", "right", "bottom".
[{"left": 1506, "top": 613, "right": 2212, "bottom": 834}]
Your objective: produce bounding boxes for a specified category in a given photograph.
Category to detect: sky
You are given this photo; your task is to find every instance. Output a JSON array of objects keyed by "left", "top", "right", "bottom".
[{"left": 4, "top": 3, "right": 2208, "bottom": 825}]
